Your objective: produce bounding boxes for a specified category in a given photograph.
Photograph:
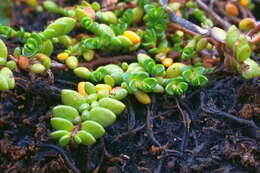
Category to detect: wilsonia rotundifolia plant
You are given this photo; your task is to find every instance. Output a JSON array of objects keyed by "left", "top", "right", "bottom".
[{"left": 52, "top": 52, "right": 209, "bottom": 146}]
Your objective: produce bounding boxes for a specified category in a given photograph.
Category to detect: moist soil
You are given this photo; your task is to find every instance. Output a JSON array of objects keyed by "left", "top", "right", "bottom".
[{"left": 0, "top": 2, "right": 260, "bottom": 173}]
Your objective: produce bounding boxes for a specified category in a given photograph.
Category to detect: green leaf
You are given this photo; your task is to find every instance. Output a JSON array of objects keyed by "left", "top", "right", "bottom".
[
  {"left": 85, "top": 82, "right": 97, "bottom": 94},
  {"left": 241, "top": 59, "right": 260, "bottom": 79},
  {"left": 139, "top": 78, "right": 158, "bottom": 92},
  {"left": 143, "top": 59, "right": 155, "bottom": 73},
  {"left": 0, "top": 67, "right": 15, "bottom": 89},
  {"left": 43, "top": 17, "right": 76, "bottom": 38},
  {"left": 74, "top": 130, "right": 96, "bottom": 146},
  {"left": 50, "top": 130, "right": 70, "bottom": 140},
  {"left": 61, "top": 89, "right": 86, "bottom": 110},
  {"left": 110, "top": 87, "right": 128, "bottom": 100},
  {"left": 0, "top": 74, "right": 9, "bottom": 91},
  {"left": 51, "top": 117, "right": 74, "bottom": 131},
  {"left": 98, "top": 98, "right": 126, "bottom": 115},
  {"left": 236, "top": 43, "right": 251, "bottom": 62},
  {"left": 153, "top": 64, "right": 165, "bottom": 76},
  {"left": 74, "top": 67, "right": 91, "bottom": 80},
  {"left": 85, "top": 94, "right": 98, "bottom": 104},
  {"left": 0, "top": 39, "right": 8, "bottom": 59},
  {"left": 226, "top": 25, "right": 240, "bottom": 49},
  {"left": 81, "top": 120, "right": 105, "bottom": 139},
  {"left": 181, "top": 47, "right": 196, "bottom": 60},
  {"left": 59, "top": 134, "right": 71, "bottom": 146},
  {"left": 53, "top": 105, "right": 79, "bottom": 123},
  {"left": 166, "top": 63, "right": 187, "bottom": 78},
  {"left": 89, "top": 107, "right": 116, "bottom": 127}
]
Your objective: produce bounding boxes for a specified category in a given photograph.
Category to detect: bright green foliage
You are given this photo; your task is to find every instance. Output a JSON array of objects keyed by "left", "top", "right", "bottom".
[
  {"left": 22, "top": 17, "right": 76, "bottom": 57},
  {"left": 0, "top": 67, "right": 15, "bottom": 91},
  {"left": 182, "top": 67, "right": 208, "bottom": 86},
  {"left": 51, "top": 89, "right": 126, "bottom": 146},
  {"left": 165, "top": 77, "right": 188, "bottom": 95},
  {"left": 225, "top": 25, "right": 260, "bottom": 79},
  {"left": 0, "top": 39, "right": 8, "bottom": 65}
]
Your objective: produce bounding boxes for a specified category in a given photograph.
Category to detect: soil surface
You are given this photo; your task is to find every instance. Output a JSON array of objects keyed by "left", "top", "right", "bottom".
[{"left": 0, "top": 1, "right": 260, "bottom": 173}]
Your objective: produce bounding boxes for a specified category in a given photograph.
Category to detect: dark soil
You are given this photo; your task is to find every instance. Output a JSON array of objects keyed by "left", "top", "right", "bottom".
[{"left": 0, "top": 2, "right": 260, "bottom": 173}]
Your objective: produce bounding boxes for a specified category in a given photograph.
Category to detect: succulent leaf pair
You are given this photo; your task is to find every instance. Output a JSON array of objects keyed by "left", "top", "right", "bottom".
[{"left": 51, "top": 89, "right": 126, "bottom": 146}]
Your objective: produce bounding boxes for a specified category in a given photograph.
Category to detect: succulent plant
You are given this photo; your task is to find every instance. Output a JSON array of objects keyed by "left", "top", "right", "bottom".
[
  {"left": 50, "top": 89, "right": 126, "bottom": 146},
  {"left": 225, "top": 25, "right": 260, "bottom": 79},
  {"left": 22, "top": 17, "right": 76, "bottom": 57}
]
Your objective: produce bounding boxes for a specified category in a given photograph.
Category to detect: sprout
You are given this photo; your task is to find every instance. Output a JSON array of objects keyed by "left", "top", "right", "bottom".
[
  {"left": 182, "top": 67, "right": 208, "bottom": 86},
  {"left": 165, "top": 77, "right": 188, "bottom": 96}
]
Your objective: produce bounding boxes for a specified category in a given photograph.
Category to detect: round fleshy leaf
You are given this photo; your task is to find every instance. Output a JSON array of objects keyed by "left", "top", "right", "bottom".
[
  {"left": 85, "top": 82, "right": 96, "bottom": 94},
  {"left": 0, "top": 39, "right": 8, "bottom": 59},
  {"left": 74, "top": 67, "right": 91, "bottom": 80},
  {"left": 51, "top": 117, "right": 74, "bottom": 131},
  {"left": 59, "top": 134, "right": 71, "bottom": 146},
  {"left": 165, "top": 82, "right": 174, "bottom": 95},
  {"left": 134, "top": 90, "right": 151, "bottom": 104},
  {"left": 81, "top": 110, "right": 90, "bottom": 121},
  {"left": 0, "top": 67, "right": 15, "bottom": 89},
  {"left": 61, "top": 89, "right": 86, "bottom": 110},
  {"left": 226, "top": 25, "right": 240, "bottom": 49},
  {"left": 166, "top": 63, "right": 187, "bottom": 78},
  {"left": 110, "top": 87, "right": 128, "bottom": 100},
  {"left": 85, "top": 94, "right": 98, "bottom": 104},
  {"left": 53, "top": 105, "right": 79, "bottom": 122},
  {"left": 98, "top": 98, "right": 126, "bottom": 115},
  {"left": 241, "top": 59, "right": 260, "bottom": 79},
  {"left": 50, "top": 130, "right": 70, "bottom": 140},
  {"left": 89, "top": 107, "right": 116, "bottom": 127},
  {"left": 81, "top": 120, "right": 105, "bottom": 139},
  {"left": 75, "top": 130, "right": 96, "bottom": 146},
  {"left": 153, "top": 64, "right": 165, "bottom": 76},
  {"left": 236, "top": 44, "right": 251, "bottom": 62},
  {"left": 0, "top": 74, "right": 9, "bottom": 91},
  {"left": 74, "top": 134, "right": 82, "bottom": 144}
]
